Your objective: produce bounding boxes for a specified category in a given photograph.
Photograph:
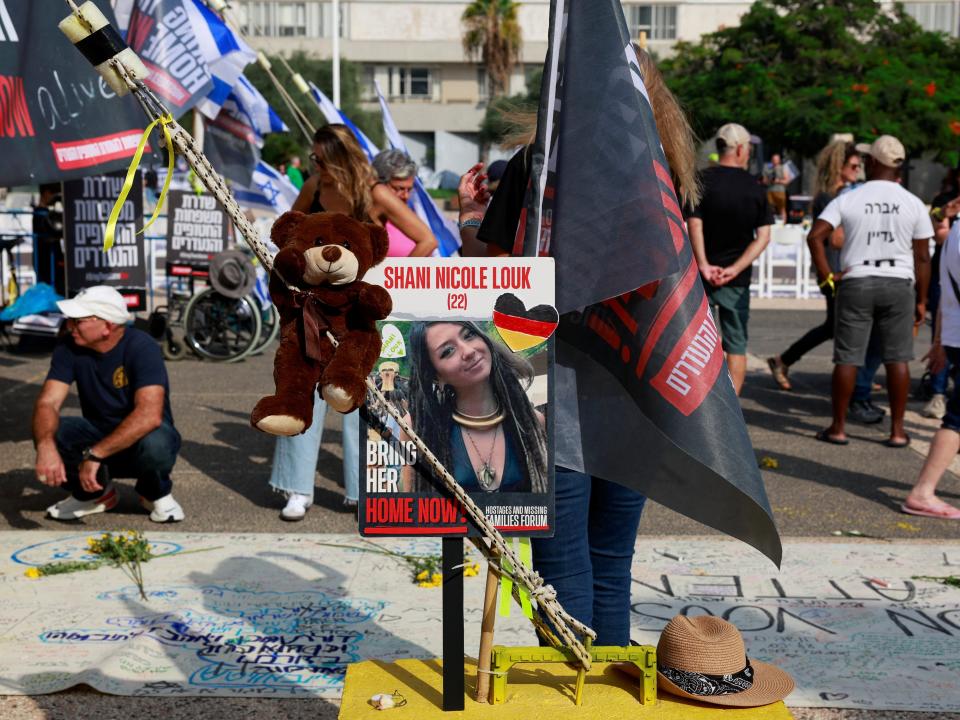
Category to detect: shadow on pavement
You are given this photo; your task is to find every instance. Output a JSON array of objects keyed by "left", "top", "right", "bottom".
[
  {"left": 176, "top": 405, "right": 350, "bottom": 513},
  {"left": 15, "top": 551, "right": 427, "bottom": 714}
]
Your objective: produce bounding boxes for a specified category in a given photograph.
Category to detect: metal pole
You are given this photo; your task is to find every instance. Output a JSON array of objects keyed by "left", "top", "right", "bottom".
[
  {"left": 442, "top": 537, "right": 465, "bottom": 711},
  {"left": 332, "top": 0, "right": 341, "bottom": 107}
]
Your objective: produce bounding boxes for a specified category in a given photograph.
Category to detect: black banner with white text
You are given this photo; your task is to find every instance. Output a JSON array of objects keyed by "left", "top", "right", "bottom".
[
  {"left": 63, "top": 171, "right": 146, "bottom": 310},
  {"left": 0, "top": 0, "right": 147, "bottom": 185}
]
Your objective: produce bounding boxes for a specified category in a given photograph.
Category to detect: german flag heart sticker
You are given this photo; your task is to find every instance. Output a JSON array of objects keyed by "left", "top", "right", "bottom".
[{"left": 492, "top": 293, "right": 559, "bottom": 352}]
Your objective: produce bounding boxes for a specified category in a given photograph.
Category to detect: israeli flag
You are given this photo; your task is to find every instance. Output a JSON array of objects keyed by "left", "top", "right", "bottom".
[
  {"left": 234, "top": 161, "right": 300, "bottom": 215},
  {"left": 307, "top": 82, "right": 380, "bottom": 160},
  {"left": 375, "top": 82, "right": 461, "bottom": 256},
  {"left": 222, "top": 75, "right": 288, "bottom": 147},
  {"left": 190, "top": 0, "right": 258, "bottom": 119}
]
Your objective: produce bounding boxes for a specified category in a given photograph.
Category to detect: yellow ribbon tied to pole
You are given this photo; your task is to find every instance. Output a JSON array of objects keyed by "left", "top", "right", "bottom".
[
  {"left": 102, "top": 114, "right": 175, "bottom": 251},
  {"left": 498, "top": 537, "right": 534, "bottom": 619}
]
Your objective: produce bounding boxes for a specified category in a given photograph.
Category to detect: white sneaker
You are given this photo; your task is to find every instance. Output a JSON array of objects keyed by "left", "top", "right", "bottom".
[
  {"left": 922, "top": 393, "right": 948, "bottom": 420},
  {"left": 281, "top": 492, "right": 312, "bottom": 521},
  {"left": 141, "top": 494, "right": 185, "bottom": 523},
  {"left": 47, "top": 485, "right": 118, "bottom": 520}
]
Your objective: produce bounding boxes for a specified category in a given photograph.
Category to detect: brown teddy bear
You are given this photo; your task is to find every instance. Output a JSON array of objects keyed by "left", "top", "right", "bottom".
[{"left": 251, "top": 211, "right": 392, "bottom": 436}]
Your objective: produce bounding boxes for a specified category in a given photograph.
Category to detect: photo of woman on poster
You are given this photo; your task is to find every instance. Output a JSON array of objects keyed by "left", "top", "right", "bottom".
[{"left": 398, "top": 321, "right": 548, "bottom": 494}]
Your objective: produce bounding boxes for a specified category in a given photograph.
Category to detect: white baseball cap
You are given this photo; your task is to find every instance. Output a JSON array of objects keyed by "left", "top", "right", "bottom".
[
  {"left": 57, "top": 286, "right": 132, "bottom": 325},
  {"left": 866, "top": 135, "right": 906, "bottom": 168},
  {"left": 716, "top": 123, "right": 751, "bottom": 152}
]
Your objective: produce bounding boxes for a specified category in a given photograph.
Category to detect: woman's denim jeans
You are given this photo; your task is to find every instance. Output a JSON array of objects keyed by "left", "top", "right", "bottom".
[
  {"left": 268, "top": 389, "right": 360, "bottom": 501},
  {"left": 532, "top": 466, "right": 646, "bottom": 646}
]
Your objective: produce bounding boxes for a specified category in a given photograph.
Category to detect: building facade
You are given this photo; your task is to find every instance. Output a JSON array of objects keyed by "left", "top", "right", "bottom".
[{"left": 232, "top": 0, "right": 960, "bottom": 173}]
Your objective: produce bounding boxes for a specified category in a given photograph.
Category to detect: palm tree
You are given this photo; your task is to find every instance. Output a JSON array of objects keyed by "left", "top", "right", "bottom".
[{"left": 462, "top": 0, "right": 523, "bottom": 99}]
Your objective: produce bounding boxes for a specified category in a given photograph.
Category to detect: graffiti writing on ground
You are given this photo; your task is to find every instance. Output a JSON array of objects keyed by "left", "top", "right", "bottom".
[
  {"left": 19, "top": 533, "right": 959, "bottom": 709},
  {"left": 38, "top": 587, "right": 385, "bottom": 694},
  {"left": 11, "top": 535, "right": 182, "bottom": 566},
  {"left": 629, "top": 543, "right": 960, "bottom": 712}
]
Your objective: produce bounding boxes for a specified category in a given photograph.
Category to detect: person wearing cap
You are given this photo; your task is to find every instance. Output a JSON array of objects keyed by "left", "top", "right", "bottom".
[
  {"left": 689, "top": 123, "right": 774, "bottom": 396},
  {"left": 809, "top": 135, "right": 933, "bottom": 448},
  {"left": 32, "top": 286, "right": 184, "bottom": 522}
]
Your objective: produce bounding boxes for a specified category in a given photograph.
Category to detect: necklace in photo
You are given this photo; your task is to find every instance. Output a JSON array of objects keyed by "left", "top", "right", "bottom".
[
  {"left": 453, "top": 403, "right": 504, "bottom": 430},
  {"left": 463, "top": 424, "right": 501, "bottom": 492}
]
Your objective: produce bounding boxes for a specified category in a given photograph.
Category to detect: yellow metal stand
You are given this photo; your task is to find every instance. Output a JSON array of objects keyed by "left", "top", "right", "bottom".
[
  {"left": 338, "top": 658, "right": 795, "bottom": 719},
  {"left": 490, "top": 642, "right": 656, "bottom": 706}
]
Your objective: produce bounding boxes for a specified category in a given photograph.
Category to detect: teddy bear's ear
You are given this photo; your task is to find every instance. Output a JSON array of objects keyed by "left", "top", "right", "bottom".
[
  {"left": 271, "top": 211, "right": 306, "bottom": 248},
  {"left": 367, "top": 223, "right": 390, "bottom": 265}
]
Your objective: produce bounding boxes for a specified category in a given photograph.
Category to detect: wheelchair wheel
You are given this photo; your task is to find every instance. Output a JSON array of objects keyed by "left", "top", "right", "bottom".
[
  {"left": 183, "top": 288, "right": 261, "bottom": 362},
  {"left": 249, "top": 297, "right": 280, "bottom": 356},
  {"left": 162, "top": 330, "right": 186, "bottom": 362}
]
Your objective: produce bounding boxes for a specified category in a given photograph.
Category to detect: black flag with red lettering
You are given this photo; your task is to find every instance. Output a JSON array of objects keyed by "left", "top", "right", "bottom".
[
  {"left": 522, "top": 0, "right": 781, "bottom": 564},
  {"left": 0, "top": 0, "right": 147, "bottom": 185}
]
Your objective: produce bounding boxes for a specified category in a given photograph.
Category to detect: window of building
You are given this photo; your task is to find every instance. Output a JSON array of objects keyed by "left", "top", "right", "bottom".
[
  {"left": 276, "top": 2, "right": 306, "bottom": 36},
  {"left": 477, "top": 69, "right": 489, "bottom": 104},
  {"left": 361, "top": 66, "right": 377, "bottom": 102},
  {"left": 389, "top": 67, "right": 433, "bottom": 99},
  {"left": 241, "top": 1, "right": 268, "bottom": 36},
  {"left": 903, "top": 2, "right": 956, "bottom": 34},
  {"left": 239, "top": 2, "right": 320, "bottom": 38},
  {"left": 626, "top": 4, "right": 677, "bottom": 41}
]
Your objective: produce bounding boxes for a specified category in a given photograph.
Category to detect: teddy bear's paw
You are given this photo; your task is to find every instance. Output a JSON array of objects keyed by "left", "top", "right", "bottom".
[
  {"left": 256, "top": 415, "right": 307, "bottom": 436},
  {"left": 322, "top": 384, "right": 356, "bottom": 413}
]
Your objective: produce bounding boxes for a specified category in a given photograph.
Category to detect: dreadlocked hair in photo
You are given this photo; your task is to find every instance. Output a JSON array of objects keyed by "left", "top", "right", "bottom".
[{"left": 406, "top": 321, "right": 548, "bottom": 493}]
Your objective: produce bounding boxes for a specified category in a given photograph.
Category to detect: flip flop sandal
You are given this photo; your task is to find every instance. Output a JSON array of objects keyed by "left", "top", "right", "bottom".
[
  {"left": 766, "top": 357, "right": 792, "bottom": 391},
  {"left": 883, "top": 436, "right": 911, "bottom": 448},
  {"left": 900, "top": 502, "right": 960, "bottom": 519},
  {"left": 815, "top": 429, "right": 849, "bottom": 446}
]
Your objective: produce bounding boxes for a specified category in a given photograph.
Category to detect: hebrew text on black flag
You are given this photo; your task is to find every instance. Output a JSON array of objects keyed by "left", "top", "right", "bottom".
[{"left": 527, "top": 0, "right": 781, "bottom": 564}]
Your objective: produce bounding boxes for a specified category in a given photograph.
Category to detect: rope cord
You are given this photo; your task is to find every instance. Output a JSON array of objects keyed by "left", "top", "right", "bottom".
[
  {"left": 347, "top": 329, "right": 595, "bottom": 667},
  {"left": 64, "top": 0, "right": 595, "bottom": 672},
  {"left": 258, "top": 56, "right": 315, "bottom": 143}
]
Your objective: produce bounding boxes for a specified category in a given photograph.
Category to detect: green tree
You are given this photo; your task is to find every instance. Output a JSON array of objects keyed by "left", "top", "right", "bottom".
[
  {"left": 462, "top": 0, "right": 523, "bottom": 98},
  {"left": 479, "top": 68, "right": 541, "bottom": 147},
  {"left": 661, "top": 0, "right": 960, "bottom": 159},
  {"left": 243, "top": 52, "right": 384, "bottom": 166}
]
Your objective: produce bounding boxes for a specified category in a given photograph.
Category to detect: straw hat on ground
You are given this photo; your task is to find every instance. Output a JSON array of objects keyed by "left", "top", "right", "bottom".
[{"left": 656, "top": 615, "right": 794, "bottom": 707}]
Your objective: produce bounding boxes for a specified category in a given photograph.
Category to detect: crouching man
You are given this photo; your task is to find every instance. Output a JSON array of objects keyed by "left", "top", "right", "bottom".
[{"left": 33, "top": 286, "right": 184, "bottom": 522}]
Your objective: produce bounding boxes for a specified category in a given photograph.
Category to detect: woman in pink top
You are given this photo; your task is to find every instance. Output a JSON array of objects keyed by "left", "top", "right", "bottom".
[{"left": 372, "top": 149, "right": 433, "bottom": 257}]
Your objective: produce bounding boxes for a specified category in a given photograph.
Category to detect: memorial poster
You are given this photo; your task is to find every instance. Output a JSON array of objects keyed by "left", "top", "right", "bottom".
[{"left": 360, "top": 258, "right": 556, "bottom": 538}]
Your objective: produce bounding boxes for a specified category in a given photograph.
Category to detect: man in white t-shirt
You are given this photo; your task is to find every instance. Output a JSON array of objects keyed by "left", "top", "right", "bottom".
[{"left": 808, "top": 135, "right": 933, "bottom": 447}]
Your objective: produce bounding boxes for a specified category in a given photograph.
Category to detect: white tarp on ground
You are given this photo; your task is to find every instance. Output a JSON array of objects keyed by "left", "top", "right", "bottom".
[{"left": 1, "top": 533, "right": 958, "bottom": 711}]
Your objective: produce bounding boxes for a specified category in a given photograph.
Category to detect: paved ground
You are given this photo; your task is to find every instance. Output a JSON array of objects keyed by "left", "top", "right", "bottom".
[{"left": 1, "top": 303, "right": 959, "bottom": 719}]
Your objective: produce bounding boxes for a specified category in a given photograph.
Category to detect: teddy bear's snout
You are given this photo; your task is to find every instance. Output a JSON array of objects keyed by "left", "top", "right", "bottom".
[{"left": 321, "top": 246, "right": 342, "bottom": 263}]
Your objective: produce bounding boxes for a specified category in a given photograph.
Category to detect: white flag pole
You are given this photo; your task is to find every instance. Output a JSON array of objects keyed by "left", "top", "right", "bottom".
[{"left": 332, "top": 0, "right": 341, "bottom": 107}]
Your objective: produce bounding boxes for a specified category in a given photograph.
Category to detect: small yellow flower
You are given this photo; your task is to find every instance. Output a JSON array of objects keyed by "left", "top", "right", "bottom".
[
  {"left": 418, "top": 581, "right": 434, "bottom": 588},
  {"left": 416, "top": 570, "right": 429, "bottom": 581},
  {"left": 430, "top": 573, "right": 442, "bottom": 584},
  {"left": 24, "top": 568, "right": 41, "bottom": 579}
]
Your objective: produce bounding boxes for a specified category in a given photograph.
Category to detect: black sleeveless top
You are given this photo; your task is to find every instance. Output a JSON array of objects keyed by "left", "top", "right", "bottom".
[{"left": 309, "top": 188, "right": 325, "bottom": 214}]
